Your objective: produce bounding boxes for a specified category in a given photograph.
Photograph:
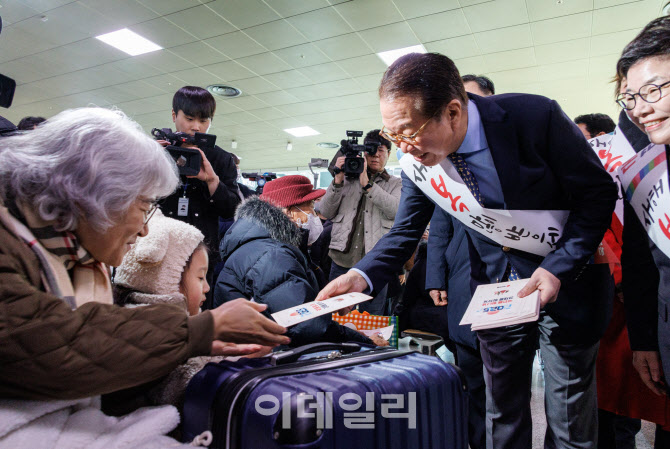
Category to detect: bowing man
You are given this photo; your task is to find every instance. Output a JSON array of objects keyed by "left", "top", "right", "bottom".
[{"left": 317, "top": 52, "right": 617, "bottom": 449}]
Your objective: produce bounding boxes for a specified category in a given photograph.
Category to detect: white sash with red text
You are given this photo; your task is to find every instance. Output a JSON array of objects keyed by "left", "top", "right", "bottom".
[
  {"left": 399, "top": 154, "right": 569, "bottom": 257},
  {"left": 618, "top": 144, "right": 670, "bottom": 259},
  {"left": 588, "top": 125, "right": 636, "bottom": 222}
]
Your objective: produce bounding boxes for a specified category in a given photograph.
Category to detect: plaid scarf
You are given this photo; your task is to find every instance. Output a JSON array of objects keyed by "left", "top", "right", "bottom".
[
  {"left": 0, "top": 202, "right": 112, "bottom": 309},
  {"left": 24, "top": 214, "right": 95, "bottom": 271}
]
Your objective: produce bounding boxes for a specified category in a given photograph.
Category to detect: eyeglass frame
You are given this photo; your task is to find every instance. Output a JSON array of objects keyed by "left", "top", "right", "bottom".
[
  {"left": 138, "top": 198, "right": 159, "bottom": 225},
  {"left": 616, "top": 80, "right": 670, "bottom": 111},
  {"left": 379, "top": 114, "right": 435, "bottom": 146}
]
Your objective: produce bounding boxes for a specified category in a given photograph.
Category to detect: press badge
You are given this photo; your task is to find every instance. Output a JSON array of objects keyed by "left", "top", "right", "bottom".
[{"left": 177, "top": 197, "right": 189, "bottom": 216}]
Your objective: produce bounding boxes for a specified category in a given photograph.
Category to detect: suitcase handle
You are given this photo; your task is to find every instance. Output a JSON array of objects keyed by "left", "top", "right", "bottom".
[{"left": 270, "top": 342, "right": 362, "bottom": 365}]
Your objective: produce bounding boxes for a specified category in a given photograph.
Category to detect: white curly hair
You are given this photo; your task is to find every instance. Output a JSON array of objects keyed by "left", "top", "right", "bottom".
[{"left": 0, "top": 107, "right": 179, "bottom": 232}]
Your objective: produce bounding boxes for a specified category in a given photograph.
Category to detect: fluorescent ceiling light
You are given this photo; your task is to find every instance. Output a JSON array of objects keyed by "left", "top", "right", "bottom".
[
  {"left": 95, "top": 28, "right": 162, "bottom": 56},
  {"left": 284, "top": 126, "right": 320, "bottom": 137},
  {"left": 377, "top": 44, "right": 427, "bottom": 66}
]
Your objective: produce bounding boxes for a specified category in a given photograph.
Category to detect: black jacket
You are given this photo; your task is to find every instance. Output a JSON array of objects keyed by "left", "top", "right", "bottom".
[
  {"left": 159, "top": 144, "right": 240, "bottom": 262},
  {"left": 619, "top": 112, "right": 661, "bottom": 351},
  {"left": 397, "top": 241, "right": 451, "bottom": 347},
  {"left": 214, "top": 197, "right": 371, "bottom": 347}
]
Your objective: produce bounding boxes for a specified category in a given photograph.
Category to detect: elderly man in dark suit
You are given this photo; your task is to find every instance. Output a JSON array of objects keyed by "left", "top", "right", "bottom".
[{"left": 317, "top": 52, "right": 617, "bottom": 449}]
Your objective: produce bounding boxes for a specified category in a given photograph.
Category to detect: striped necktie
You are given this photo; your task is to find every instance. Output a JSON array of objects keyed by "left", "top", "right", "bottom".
[
  {"left": 447, "top": 153, "right": 519, "bottom": 281},
  {"left": 447, "top": 153, "right": 484, "bottom": 205}
]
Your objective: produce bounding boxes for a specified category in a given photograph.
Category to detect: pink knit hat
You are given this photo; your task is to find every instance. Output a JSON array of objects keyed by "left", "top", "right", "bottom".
[{"left": 260, "top": 175, "right": 325, "bottom": 208}]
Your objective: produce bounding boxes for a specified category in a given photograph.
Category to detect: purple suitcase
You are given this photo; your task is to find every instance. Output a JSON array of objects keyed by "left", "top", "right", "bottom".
[{"left": 183, "top": 342, "right": 467, "bottom": 449}]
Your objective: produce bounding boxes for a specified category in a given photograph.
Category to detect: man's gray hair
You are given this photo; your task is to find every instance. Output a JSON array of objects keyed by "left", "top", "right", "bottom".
[{"left": 0, "top": 107, "right": 179, "bottom": 232}]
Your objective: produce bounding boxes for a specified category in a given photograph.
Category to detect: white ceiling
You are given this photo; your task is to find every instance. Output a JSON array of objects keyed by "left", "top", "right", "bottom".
[{"left": 0, "top": 0, "right": 666, "bottom": 170}]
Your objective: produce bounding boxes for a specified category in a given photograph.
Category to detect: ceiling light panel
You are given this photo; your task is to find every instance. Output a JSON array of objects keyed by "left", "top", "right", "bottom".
[
  {"left": 95, "top": 28, "right": 162, "bottom": 56},
  {"left": 376, "top": 45, "right": 427, "bottom": 66},
  {"left": 284, "top": 126, "right": 320, "bottom": 137}
]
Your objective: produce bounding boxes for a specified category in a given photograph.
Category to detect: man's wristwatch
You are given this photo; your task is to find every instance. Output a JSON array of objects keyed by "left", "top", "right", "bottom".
[{"left": 362, "top": 182, "right": 373, "bottom": 191}]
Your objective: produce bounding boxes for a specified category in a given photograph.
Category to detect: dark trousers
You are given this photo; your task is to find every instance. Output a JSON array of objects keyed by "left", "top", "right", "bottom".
[
  {"left": 598, "top": 409, "right": 640, "bottom": 449},
  {"left": 656, "top": 425, "right": 670, "bottom": 449},
  {"left": 478, "top": 315, "right": 599, "bottom": 449},
  {"left": 329, "top": 262, "right": 389, "bottom": 315},
  {"left": 455, "top": 342, "right": 486, "bottom": 449}
]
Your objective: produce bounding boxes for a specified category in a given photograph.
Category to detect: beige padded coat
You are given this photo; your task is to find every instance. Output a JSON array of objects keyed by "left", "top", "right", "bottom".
[
  {"left": 317, "top": 170, "right": 402, "bottom": 254},
  {"left": 0, "top": 219, "right": 213, "bottom": 400}
]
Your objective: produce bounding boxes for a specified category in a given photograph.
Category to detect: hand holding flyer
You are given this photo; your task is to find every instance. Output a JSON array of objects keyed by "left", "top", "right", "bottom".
[
  {"left": 460, "top": 279, "right": 541, "bottom": 331},
  {"left": 272, "top": 293, "right": 372, "bottom": 327}
]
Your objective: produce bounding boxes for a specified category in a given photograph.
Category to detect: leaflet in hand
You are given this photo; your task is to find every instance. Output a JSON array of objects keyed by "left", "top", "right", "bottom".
[
  {"left": 459, "top": 279, "right": 540, "bottom": 331},
  {"left": 272, "top": 293, "right": 372, "bottom": 327}
]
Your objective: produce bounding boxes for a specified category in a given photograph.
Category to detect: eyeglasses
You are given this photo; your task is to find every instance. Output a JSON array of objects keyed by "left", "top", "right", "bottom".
[
  {"left": 379, "top": 115, "right": 434, "bottom": 146},
  {"left": 616, "top": 80, "right": 670, "bottom": 110},
  {"left": 139, "top": 199, "right": 159, "bottom": 225}
]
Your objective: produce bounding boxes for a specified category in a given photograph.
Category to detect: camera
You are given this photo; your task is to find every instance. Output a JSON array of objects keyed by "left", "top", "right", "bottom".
[
  {"left": 334, "top": 130, "right": 379, "bottom": 178},
  {"left": 0, "top": 73, "right": 15, "bottom": 109},
  {"left": 151, "top": 128, "right": 217, "bottom": 176},
  {"left": 242, "top": 172, "right": 277, "bottom": 194}
]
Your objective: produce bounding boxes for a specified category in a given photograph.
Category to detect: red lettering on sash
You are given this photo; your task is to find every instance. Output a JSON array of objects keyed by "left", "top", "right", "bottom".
[
  {"left": 598, "top": 150, "right": 624, "bottom": 173},
  {"left": 659, "top": 213, "right": 670, "bottom": 240},
  {"left": 620, "top": 155, "right": 638, "bottom": 174},
  {"left": 431, "top": 175, "right": 469, "bottom": 212}
]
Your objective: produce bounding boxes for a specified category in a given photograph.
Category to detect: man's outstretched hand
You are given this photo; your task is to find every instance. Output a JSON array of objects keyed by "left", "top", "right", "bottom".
[{"left": 316, "top": 270, "right": 368, "bottom": 315}]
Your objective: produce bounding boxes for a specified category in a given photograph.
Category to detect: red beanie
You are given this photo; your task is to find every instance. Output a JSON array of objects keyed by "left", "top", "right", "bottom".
[{"left": 259, "top": 175, "right": 325, "bottom": 208}]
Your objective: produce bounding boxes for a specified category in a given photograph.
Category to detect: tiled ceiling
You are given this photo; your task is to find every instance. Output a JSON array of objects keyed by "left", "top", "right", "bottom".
[{"left": 0, "top": 0, "right": 666, "bottom": 170}]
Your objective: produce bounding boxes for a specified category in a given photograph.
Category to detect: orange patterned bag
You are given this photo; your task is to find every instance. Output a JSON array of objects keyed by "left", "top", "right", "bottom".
[{"left": 332, "top": 310, "right": 398, "bottom": 348}]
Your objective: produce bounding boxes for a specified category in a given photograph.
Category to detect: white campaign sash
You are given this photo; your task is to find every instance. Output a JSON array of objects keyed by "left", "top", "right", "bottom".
[
  {"left": 589, "top": 126, "right": 636, "bottom": 177},
  {"left": 618, "top": 143, "right": 670, "bottom": 259},
  {"left": 588, "top": 126, "right": 636, "bottom": 223},
  {"left": 399, "top": 154, "right": 568, "bottom": 257}
]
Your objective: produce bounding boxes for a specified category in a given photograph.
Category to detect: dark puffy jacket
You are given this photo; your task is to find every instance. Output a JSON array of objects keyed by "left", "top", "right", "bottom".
[{"left": 214, "top": 197, "right": 371, "bottom": 347}]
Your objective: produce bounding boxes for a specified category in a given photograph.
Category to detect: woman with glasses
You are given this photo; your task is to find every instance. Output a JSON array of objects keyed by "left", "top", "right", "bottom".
[
  {"left": 618, "top": 15, "right": 670, "bottom": 411},
  {"left": 0, "top": 108, "right": 288, "bottom": 444}
]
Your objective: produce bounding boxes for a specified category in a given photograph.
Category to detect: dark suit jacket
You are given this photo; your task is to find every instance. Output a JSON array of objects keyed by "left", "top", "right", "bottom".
[
  {"left": 356, "top": 93, "right": 618, "bottom": 344},
  {"left": 426, "top": 209, "right": 477, "bottom": 348}
]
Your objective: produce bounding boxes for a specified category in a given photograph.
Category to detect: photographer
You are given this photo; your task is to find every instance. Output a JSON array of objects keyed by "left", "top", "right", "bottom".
[
  {"left": 316, "top": 130, "right": 401, "bottom": 315},
  {"left": 158, "top": 86, "right": 241, "bottom": 309}
]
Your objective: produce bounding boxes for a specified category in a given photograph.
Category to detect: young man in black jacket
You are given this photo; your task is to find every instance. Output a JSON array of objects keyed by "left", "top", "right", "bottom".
[{"left": 158, "top": 86, "right": 241, "bottom": 309}]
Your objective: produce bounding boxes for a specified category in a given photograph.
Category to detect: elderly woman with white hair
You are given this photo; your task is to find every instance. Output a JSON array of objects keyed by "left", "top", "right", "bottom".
[{"left": 0, "top": 108, "right": 288, "bottom": 447}]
